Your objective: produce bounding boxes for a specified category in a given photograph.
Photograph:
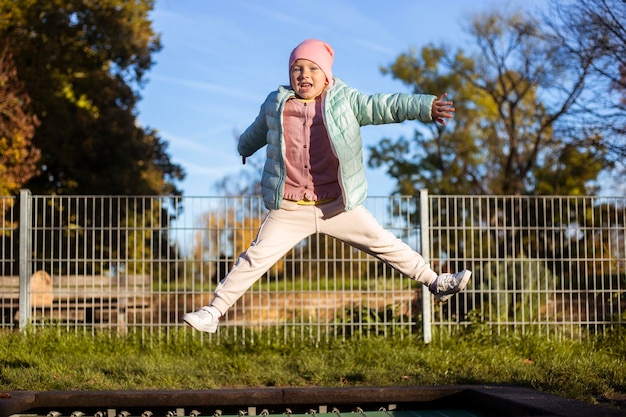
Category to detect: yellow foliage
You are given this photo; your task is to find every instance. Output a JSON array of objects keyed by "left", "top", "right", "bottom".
[
  {"left": 194, "top": 208, "right": 284, "bottom": 279},
  {"left": 61, "top": 83, "right": 100, "bottom": 119}
]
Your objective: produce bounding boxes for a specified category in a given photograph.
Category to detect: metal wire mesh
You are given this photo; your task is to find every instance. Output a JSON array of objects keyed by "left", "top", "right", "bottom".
[
  {"left": 429, "top": 195, "right": 626, "bottom": 338},
  {"left": 1, "top": 193, "right": 624, "bottom": 341}
]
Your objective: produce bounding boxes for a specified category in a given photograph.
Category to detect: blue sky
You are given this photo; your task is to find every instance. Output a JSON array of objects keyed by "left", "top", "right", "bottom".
[{"left": 138, "top": 0, "right": 548, "bottom": 198}]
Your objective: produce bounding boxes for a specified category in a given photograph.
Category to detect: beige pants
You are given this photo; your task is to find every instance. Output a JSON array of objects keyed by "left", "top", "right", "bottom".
[{"left": 210, "top": 198, "right": 437, "bottom": 314}]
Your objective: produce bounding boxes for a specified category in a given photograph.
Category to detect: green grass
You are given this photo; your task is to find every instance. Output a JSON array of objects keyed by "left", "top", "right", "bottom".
[{"left": 0, "top": 327, "right": 624, "bottom": 411}]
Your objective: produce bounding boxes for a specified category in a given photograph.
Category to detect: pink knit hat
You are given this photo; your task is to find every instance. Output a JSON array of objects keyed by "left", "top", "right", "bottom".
[{"left": 289, "top": 39, "right": 334, "bottom": 83}]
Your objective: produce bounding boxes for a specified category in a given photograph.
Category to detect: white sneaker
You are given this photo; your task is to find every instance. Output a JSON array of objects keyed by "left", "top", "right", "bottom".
[
  {"left": 429, "top": 270, "right": 471, "bottom": 302},
  {"left": 183, "top": 307, "right": 219, "bottom": 333}
]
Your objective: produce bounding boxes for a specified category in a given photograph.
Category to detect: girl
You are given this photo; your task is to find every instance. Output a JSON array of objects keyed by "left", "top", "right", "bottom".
[{"left": 184, "top": 39, "right": 471, "bottom": 333}]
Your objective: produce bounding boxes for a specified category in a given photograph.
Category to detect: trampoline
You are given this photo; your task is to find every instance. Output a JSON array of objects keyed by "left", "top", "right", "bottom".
[{"left": 0, "top": 385, "right": 621, "bottom": 417}]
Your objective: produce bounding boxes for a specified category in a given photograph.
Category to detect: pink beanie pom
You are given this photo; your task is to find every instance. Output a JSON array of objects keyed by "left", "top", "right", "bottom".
[{"left": 289, "top": 39, "right": 334, "bottom": 83}]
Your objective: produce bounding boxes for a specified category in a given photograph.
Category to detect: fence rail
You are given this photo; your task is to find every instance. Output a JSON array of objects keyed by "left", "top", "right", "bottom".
[{"left": 1, "top": 190, "right": 624, "bottom": 341}]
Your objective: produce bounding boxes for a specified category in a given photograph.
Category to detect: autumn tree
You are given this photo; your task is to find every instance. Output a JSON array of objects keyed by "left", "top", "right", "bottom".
[
  {"left": 0, "top": 0, "right": 184, "bottom": 196},
  {"left": 369, "top": 7, "right": 614, "bottom": 197},
  {"left": 0, "top": 41, "right": 40, "bottom": 196},
  {"left": 367, "top": 6, "right": 626, "bottom": 296},
  {"left": 0, "top": 40, "right": 40, "bottom": 273},
  {"left": 0, "top": 0, "right": 185, "bottom": 275},
  {"left": 545, "top": 0, "right": 626, "bottom": 184}
]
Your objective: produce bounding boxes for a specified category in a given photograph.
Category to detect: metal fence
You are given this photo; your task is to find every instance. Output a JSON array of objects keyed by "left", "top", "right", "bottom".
[{"left": 1, "top": 190, "right": 624, "bottom": 341}]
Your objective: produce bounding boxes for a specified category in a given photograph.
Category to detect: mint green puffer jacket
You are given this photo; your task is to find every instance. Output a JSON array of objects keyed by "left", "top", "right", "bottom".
[{"left": 238, "top": 78, "right": 436, "bottom": 211}]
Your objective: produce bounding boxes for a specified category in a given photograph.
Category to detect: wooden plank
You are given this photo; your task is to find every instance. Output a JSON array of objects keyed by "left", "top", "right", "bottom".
[
  {"left": 0, "top": 276, "right": 20, "bottom": 288},
  {"left": 0, "top": 295, "right": 20, "bottom": 301},
  {"left": 2, "top": 273, "right": 152, "bottom": 330}
]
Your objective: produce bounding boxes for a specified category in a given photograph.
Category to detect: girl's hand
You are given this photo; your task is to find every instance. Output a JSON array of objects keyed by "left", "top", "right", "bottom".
[{"left": 432, "top": 93, "right": 455, "bottom": 125}]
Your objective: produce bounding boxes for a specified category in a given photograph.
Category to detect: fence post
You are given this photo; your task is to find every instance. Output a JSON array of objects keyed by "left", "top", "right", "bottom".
[
  {"left": 419, "top": 189, "right": 432, "bottom": 344},
  {"left": 18, "top": 189, "right": 32, "bottom": 330}
]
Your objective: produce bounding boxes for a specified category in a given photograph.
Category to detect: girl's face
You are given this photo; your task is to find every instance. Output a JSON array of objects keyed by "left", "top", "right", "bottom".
[{"left": 290, "top": 59, "right": 328, "bottom": 99}]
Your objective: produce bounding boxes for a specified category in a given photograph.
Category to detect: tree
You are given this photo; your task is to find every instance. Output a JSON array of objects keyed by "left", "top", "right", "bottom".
[
  {"left": 545, "top": 0, "right": 626, "bottom": 184},
  {"left": 0, "top": 1, "right": 185, "bottom": 276},
  {"left": 549, "top": 0, "right": 625, "bottom": 111},
  {"left": 368, "top": 44, "right": 485, "bottom": 195},
  {"left": 366, "top": 7, "right": 626, "bottom": 299},
  {"left": 369, "top": 7, "right": 616, "bottom": 197},
  {"left": 0, "top": 0, "right": 184, "bottom": 196},
  {"left": 0, "top": 40, "right": 40, "bottom": 196}
]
